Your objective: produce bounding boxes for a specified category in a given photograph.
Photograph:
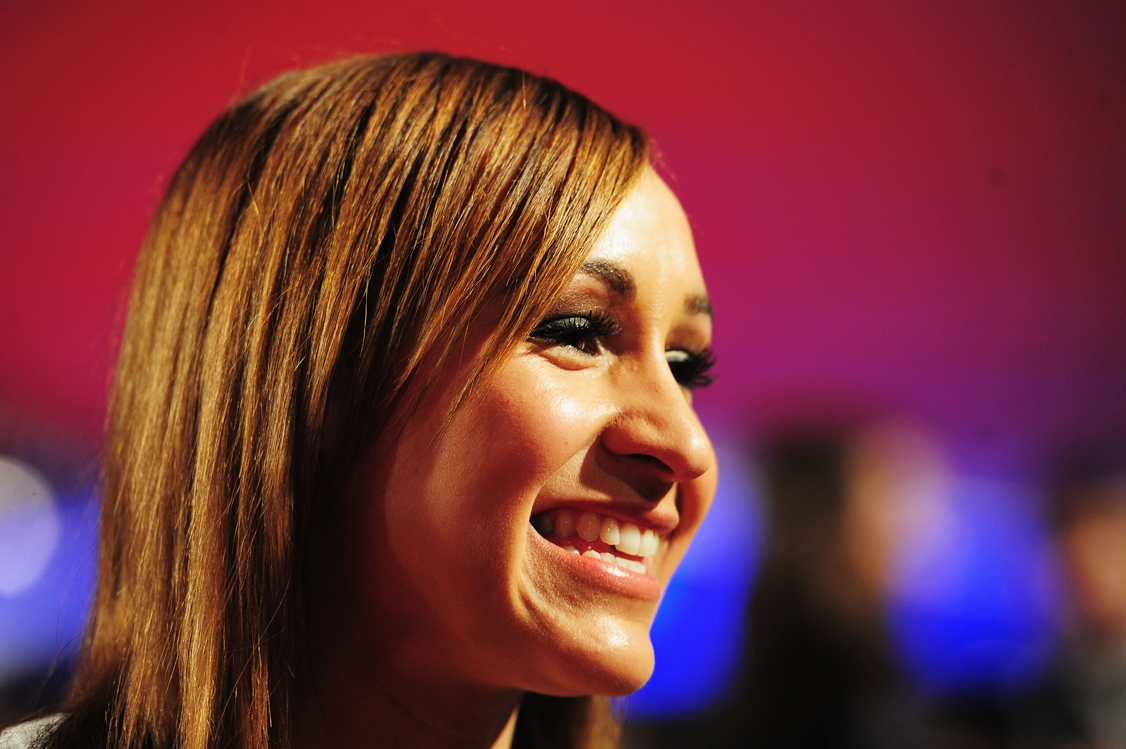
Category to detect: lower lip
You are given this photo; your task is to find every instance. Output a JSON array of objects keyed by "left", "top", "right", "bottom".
[{"left": 527, "top": 527, "right": 662, "bottom": 601}]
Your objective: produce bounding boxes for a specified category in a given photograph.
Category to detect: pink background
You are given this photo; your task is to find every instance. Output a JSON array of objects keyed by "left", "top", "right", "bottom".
[{"left": 2, "top": 0, "right": 1123, "bottom": 469}]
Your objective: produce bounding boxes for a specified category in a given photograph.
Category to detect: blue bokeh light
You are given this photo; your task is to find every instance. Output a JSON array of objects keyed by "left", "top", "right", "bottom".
[
  {"left": 623, "top": 438, "right": 1063, "bottom": 719},
  {"left": 888, "top": 477, "right": 1060, "bottom": 693},
  {"left": 623, "top": 433, "right": 763, "bottom": 718},
  {"left": 0, "top": 491, "right": 98, "bottom": 683}
]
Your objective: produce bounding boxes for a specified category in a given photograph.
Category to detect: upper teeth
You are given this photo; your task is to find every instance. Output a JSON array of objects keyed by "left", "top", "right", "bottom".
[{"left": 539, "top": 510, "right": 661, "bottom": 558}]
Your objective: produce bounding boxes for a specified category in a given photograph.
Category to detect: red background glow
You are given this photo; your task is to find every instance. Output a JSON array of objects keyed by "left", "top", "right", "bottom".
[{"left": 1, "top": 0, "right": 1123, "bottom": 469}]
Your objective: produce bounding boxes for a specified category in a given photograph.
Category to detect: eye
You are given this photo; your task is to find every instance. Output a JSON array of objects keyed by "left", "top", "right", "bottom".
[
  {"left": 666, "top": 348, "right": 717, "bottom": 389},
  {"left": 529, "top": 311, "right": 619, "bottom": 355}
]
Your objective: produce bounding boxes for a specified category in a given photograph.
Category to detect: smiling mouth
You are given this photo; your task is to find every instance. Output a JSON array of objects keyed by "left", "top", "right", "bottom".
[{"left": 532, "top": 508, "right": 660, "bottom": 574}]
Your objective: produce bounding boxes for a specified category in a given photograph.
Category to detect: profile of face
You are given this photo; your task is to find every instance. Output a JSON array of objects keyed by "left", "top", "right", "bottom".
[{"left": 339, "top": 167, "right": 716, "bottom": 698}]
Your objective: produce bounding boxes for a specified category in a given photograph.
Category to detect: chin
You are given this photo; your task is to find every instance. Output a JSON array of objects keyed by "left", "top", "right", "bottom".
[
  {"left": 591, "top": 645, "right": 656, "bottom": 697},
  {"left": 529, "top": 614, "right": 658, "bottom": 698}
]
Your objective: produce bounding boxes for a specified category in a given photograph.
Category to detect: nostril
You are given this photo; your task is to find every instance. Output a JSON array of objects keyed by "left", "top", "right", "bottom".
[
  {"left": 627, "top": 453, "right": 673, "bottom": 475},
  {"left": 619, "top": 454, "right": 675, "bottom": 502},
  {"left": 596, "top": 430, "right": 682, "bottom": 501}
]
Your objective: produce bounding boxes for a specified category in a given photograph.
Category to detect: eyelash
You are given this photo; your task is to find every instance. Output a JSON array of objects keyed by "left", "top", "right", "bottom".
[
  {"left": 528, "top": 312, "right": 717, "bottom": 390},
  {"left": 666, "top": 348, "right": 717, "bottom": 390},
  {"left": 528, "top": 311, "right": 618, "bottom": 355}
]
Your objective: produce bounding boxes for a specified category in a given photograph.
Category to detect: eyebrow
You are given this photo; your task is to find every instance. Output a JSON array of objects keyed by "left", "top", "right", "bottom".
[
  {"left": 686, "top": 293, "right": 713, "bottom": 317},
  {"left": 579, "top": 259, "right": 713, "bottom": 318},
  {"left": 580, "top": 260, "right": 634, "bottom": 299}
]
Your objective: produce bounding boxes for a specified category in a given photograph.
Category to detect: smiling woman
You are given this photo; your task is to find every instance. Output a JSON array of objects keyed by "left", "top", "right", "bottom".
[{"left": 2, "top": 53, "right": 717, "bottom": 749}]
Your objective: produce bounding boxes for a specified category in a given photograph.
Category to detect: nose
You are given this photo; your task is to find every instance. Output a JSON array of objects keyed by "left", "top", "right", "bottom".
[{"left": 600, "top": 354, "right": 715, "bottom": 489}]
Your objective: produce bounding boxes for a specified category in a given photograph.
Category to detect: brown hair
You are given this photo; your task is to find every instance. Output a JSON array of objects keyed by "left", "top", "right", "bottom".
[{"left": 46, "top": 52, "right": 647, "bottom": 749}]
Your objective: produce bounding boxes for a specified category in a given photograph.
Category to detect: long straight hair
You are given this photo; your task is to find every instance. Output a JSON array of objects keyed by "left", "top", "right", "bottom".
[{"left": 44, "top": 52, "right": 648, "bottom": 749}]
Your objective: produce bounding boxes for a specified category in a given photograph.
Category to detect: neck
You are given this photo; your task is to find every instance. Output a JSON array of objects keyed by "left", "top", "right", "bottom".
[
  {"left": 291, "top": 647, "right": 522, "bottom": 749},
  {"left": 293, "top": 551, "right": 523, "bottom": 749},
  {"left": 295, "top": 469, "right": 528, "bottom": 749}
]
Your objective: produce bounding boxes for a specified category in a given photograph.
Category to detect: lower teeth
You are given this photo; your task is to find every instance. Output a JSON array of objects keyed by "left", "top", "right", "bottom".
[{"left": 562, "top": 545, "right": 646, "bottom": 574}]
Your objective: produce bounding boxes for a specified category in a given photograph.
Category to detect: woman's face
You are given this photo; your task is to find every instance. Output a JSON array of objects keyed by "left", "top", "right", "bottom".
[{"left": 345, "top": 168, "right": 716, "bottom": 697}]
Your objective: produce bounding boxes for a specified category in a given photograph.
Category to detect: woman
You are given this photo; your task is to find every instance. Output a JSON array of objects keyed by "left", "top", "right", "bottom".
[{"left": 7, "top": 52, "right": 717, "bottom": 749}]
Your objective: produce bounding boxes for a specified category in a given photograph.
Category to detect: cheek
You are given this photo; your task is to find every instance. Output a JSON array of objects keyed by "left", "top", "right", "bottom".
[
  {"left": 380, "top": 362, "right": 609, "bottom": 595},
  {"left": 450, "top": 363, "right": 612, "bottom": 496}
]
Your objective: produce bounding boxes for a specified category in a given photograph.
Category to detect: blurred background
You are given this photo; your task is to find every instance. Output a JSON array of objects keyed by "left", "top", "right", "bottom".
[{"left": 1, "top": 0, "right": 1124, "bottom": 745}]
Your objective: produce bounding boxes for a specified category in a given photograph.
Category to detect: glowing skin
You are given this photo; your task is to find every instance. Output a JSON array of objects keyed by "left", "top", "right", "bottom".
[{"left": 306, "top": 168, "right": 716, "bottom": 748}]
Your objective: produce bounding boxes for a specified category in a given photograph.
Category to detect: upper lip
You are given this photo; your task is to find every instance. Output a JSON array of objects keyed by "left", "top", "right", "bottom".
[{"left": 531, "top": 500, "right": 679, "bottom": 537}]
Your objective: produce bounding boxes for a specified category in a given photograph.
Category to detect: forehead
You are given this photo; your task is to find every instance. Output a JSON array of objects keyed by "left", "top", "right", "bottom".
[{"left": 583, "top": 169, "right": 707, "bottom": 306}]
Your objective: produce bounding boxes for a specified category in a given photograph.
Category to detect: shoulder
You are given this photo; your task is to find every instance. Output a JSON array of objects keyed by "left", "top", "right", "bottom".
[{"left": 0, "top": 716, "right": 64, "bottom": 749}]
